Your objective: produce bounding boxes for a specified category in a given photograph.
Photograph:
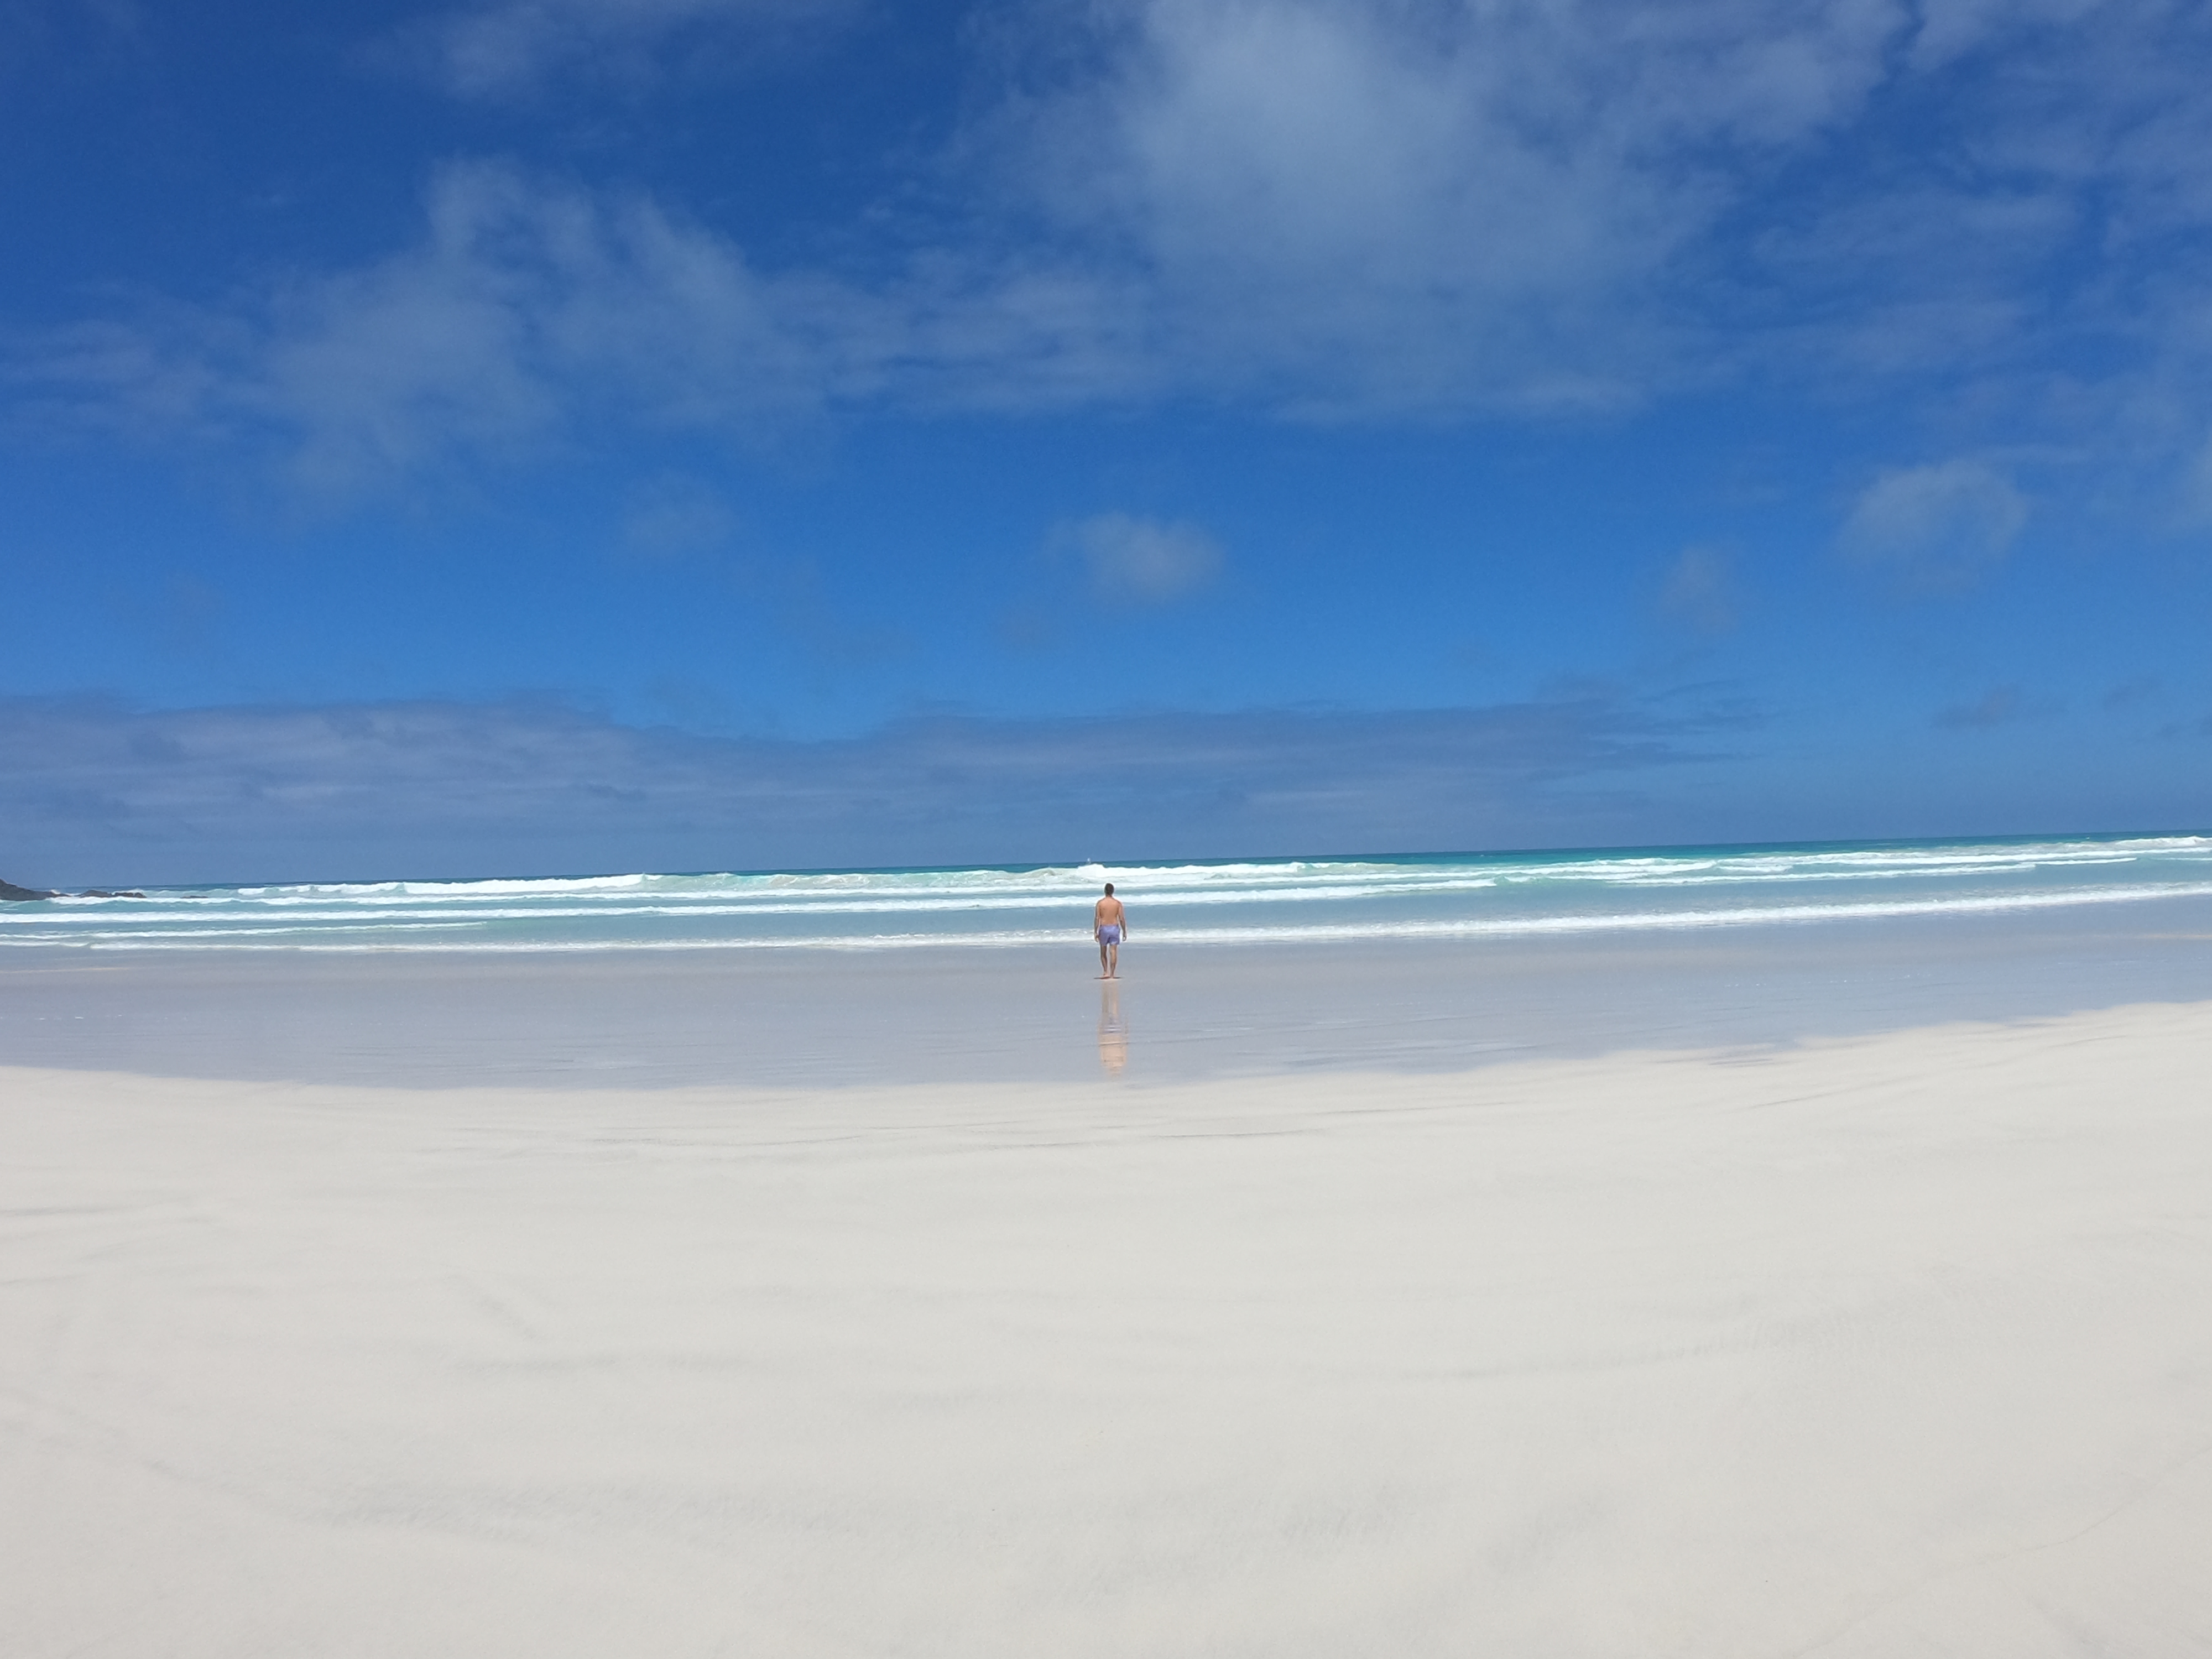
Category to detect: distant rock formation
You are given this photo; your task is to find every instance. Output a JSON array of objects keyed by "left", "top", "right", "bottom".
[{"left": 0, "top": 878, "right": 145, "bottom": 901}]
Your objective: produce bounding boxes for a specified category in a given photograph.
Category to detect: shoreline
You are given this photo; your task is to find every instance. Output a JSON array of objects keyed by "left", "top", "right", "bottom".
[{"left": 5, "top": 899, "right": 2211, "bottom": 1088}]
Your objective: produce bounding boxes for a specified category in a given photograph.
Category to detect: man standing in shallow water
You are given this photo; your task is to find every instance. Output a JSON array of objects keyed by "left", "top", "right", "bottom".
[{"left": 1094, "top": 883, "right": 1126, "bottom": 979}]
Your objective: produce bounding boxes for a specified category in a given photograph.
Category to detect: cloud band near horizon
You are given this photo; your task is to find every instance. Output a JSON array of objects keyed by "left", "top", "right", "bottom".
[{"left": 1, "top": 692, "right": 1732, "bottom": 887}]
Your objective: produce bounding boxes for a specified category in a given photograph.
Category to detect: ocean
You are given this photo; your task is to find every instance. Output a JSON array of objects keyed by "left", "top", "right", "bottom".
[{"left": 7, "top": 832, "right": 2210, "bottom": 953}]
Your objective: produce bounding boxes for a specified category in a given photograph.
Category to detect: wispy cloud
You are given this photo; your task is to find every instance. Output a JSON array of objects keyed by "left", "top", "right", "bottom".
[
  {"left": 391, "top": 0, "right": 858, "bottom": 97},
  {"left": 2103, "top": 676, "right": 2162, "bottom": 711},
  {"left": 1840, "top": 460, "right": 2028, "bottom": 590},
  {"left": 1934, "top": 684, "right": 2032, "bottom": 729},
  {"left": 18, "top": 163, "right": 844, "bottom": 491},
  {"left": 1053, "top": 513, "right": 1223, "bottom": 605},
  {"left": 2175, "top": 430, "right": 2212, "bottom": 526},
  {"left": 989, "top": 0, "right": 1907, "bottom": 415},
  {"left": 17, "top": 1, "right": 2212, "bottom": 478},
  {"left": 0, "top": 691, "right": 1730, "bottom": 884},
  {"left": 1657, "top": 545, "right": 1740, "bottom": 635},
  {"left": 621, "top": 472, "right": 737, "bottom": 559},
  {"left": 0, "top": 0, "right": 147, "bottom": 77},
  {"left": 11, "top": 160, "right": 1156, "bottom": 493}
]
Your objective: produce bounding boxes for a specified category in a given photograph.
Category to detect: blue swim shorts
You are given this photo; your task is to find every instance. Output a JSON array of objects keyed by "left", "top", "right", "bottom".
[{"left": 1098, "top": 924, "right": 1123, "bottom": 945}]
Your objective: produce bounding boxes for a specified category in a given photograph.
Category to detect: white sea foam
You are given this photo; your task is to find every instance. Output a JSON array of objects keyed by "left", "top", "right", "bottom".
[
  {"left": 119, "top": 834, "right": 2204, "bottom": 901},
  {"left": 7, "top": 834, "right": 2206, "bottom": 952},
  {"left": 11, "top": 869, "right": 2212, "bottom": 952}
]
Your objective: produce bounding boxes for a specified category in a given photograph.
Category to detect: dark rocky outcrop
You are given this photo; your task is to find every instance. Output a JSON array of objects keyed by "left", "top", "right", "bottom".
[{"left": 0, "top": 878, "right": 143, "bottom": 901}]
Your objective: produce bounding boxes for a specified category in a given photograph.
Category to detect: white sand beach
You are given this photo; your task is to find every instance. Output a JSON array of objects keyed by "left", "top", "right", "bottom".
[{"left": 6, "top": 997, "right": 2210, "bottom": 1656}]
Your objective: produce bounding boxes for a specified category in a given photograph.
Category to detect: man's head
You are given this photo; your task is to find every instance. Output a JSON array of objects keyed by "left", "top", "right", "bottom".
[{"left": 1103, "top": 883, "right": 1115, "bottom": 895}]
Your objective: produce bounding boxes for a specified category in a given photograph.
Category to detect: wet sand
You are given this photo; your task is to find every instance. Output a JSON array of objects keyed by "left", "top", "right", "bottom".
[{"left": 6, "top": 898, "right": 2212, "bottom": 1087}]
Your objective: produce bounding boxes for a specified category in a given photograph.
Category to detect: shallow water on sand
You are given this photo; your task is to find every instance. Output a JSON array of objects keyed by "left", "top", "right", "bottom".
[{"left": 7, "top": 899, "right": 2211, "bottom": 1087}]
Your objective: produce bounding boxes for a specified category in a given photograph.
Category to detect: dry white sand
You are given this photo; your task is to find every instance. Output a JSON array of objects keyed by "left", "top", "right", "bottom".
[{"left": 4, "top": 1003, "right": 2211, "bottom": 1656}]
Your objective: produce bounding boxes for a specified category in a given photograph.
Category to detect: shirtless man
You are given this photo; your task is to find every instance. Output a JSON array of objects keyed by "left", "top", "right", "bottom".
[{"left": 1093, "top": 883, "right": 1127, "bottom": 979}]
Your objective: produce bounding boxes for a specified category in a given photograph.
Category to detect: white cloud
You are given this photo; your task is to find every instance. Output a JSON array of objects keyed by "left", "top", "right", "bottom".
[
  {"left": 621, "top": 472, "right": 735, "bottom": 558},
  {"left": 0, "top": 692, "right": 1717, "bottom": 884},
  {"left": 401, "top": 0, "right": 857, "bottom": 97},
  {"left": 21, "top": 163, "right": 846, "bottom": 491},
  {"left": 1840, "top": 460, "right": 2029, "bottom": 589},
  {"left": 2175, "top": 430, "right": 2212, "bottom": 526},
  {"left": 994, "top": 0, "right": 1910, "bottom": 413},
  {"left": 1056, "top": 513, "right": 1223, "bottom": 604},
  {"left": 1658, "top": 546, "right": 1740, "bottom": 635},
  {"left": 19, "top": 0, "right": 2212, "bottom": 473},
  {"left": 12, "top": 160, "right": 1153, "bottom": 491},
  {"left": 1908, "top": 0, "right": 2115, "bottom": 70},
  {"left": 1934, "top": 684, "right": 2032, "bottom": 728}
]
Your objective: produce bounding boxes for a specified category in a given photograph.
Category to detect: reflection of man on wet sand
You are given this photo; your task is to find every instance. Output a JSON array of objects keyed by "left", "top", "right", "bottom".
[
  {"left": 1094, "top": 883, "right": 1126, "bottom": 979},
  {"left": 1097, "top": 979, "right": 1128, "bottom": 1074}
]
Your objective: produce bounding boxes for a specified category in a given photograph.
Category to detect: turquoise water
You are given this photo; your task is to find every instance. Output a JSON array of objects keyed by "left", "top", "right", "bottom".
[{"left": 6, "top": 833, "right": 2211, "bottom": 953}]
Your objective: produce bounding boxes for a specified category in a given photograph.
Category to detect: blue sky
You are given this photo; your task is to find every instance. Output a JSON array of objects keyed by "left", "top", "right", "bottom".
[{"left": 4, "top": 0, "right": 2211, "bottom": 881}]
